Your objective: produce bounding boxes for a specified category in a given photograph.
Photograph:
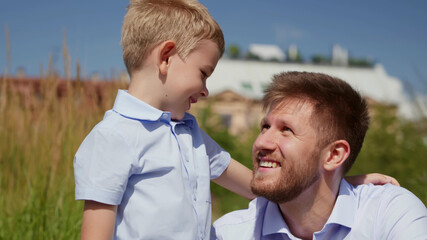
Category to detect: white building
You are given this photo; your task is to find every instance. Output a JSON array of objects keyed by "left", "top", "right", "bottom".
[
  {"left": 195, "top": 58, "right": 420, "bottom": 134},
  {"left": 248, "top": 44, "right": 286, "bottom": 62},
  {"left": 332, "top": 45, "right": 349, "bottom": 66},
  {"left": 287, "top": 44, "right": 299, "bottom": 62}
]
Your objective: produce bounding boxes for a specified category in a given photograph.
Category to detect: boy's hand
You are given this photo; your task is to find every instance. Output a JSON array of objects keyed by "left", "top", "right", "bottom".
[{"left": 345, "top": 173, "right": 400, "bottom": 186}]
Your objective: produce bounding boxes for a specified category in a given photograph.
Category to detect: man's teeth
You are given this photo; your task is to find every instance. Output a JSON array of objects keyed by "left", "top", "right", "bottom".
[{"left": 259, "top": 160, "right": 279, "bottom": 168}]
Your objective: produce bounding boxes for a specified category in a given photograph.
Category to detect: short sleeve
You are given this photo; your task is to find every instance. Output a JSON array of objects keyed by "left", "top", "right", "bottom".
[
  {"left": 74, "top": 126, "right": 137, "bottom": 205},
  {"left": 199, "top": 129, "right": 231, "bottom": 179}
]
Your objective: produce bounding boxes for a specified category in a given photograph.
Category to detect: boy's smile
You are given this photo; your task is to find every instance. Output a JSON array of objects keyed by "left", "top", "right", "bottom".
[{"left": 162, "top": 39, "right": 221, "bottom": 120}]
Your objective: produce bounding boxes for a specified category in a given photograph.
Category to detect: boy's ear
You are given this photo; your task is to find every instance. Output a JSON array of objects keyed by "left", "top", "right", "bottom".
[
  {"left": 322, "top": 140, "right": 350, "bottom": 172},
  {"left": 158, "top": 40, "right": 176, "bottom": 75}
]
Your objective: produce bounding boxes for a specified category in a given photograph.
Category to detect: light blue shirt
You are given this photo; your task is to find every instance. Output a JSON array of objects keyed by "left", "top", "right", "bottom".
[
  {"left": 212, "top": 180, "right": 427, "bottom": 240},
  {"left": 74, "top": 90, "right": 231, "bottom": 240}
]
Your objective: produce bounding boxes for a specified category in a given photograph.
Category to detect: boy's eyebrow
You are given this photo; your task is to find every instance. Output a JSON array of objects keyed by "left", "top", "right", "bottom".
[{"left": 203, "top": 65, "right": 215, "bottom": 75}]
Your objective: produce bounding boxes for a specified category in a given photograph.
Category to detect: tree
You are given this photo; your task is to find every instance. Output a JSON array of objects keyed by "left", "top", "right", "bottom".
[
  {"left": 350, "top": 104, "right": 427, "bottom": 204},
  {"left": 348, "top": 57, "right": 373, "bottom": 67},
  {"left": 227, "top": 44, "right": 241, "bottom": 59},
  {"left": 311, "top": 54, "right": 330, "bottom": 64},
  {"left": 245, "top": 52, "right": 261, "bottom": 61}
]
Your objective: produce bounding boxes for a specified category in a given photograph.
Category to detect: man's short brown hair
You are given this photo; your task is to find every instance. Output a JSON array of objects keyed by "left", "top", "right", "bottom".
[
  {"left": 263, "top": 71, "right": 370, "bottom": 174},
  {"left": 121, "top": 0, "right": 225, "bottom": 75}
]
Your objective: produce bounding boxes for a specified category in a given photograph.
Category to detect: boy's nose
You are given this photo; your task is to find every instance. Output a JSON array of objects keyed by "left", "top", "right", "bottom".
[{"left": 200, "top": 86, "right": 209, "bottom": 97}]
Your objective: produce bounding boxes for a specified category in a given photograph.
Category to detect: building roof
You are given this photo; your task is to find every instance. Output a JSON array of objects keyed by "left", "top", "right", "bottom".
[{"left": 207, "top": 59, "right": 418, "bottom": 119}]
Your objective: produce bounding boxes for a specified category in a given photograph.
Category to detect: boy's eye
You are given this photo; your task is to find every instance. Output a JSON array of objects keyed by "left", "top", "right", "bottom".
[{"left": 201, "top": 71, "right": 208, "bottom": 79}]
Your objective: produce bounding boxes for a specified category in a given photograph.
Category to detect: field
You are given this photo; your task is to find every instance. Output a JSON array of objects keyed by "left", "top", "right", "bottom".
[{"left": 0, "top": 72, "right": 426, "bottom": 239}]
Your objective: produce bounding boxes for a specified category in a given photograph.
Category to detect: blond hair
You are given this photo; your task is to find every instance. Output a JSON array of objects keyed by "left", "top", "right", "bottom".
[{"left": 121, "top": 0, "right": 225, "bottom": 75}]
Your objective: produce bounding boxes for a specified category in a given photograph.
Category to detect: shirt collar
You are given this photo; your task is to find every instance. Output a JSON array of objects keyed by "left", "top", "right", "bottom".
[
  {"left": 261, "top": 179, "right": 356, "bottom": 237},
  {"left": 112, "top": 90, "right": 196, "bottom": 128},
  {"left": 324, "top": 179, "right": 357, "bottom": 229},
  {"left": 262, "top": 201, "right": 292, "bottom": 236}
]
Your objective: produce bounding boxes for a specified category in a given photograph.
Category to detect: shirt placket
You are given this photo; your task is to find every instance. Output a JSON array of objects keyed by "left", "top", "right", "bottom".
[{"left": 172, "top": 123, "right": 203, "bottom": 238}]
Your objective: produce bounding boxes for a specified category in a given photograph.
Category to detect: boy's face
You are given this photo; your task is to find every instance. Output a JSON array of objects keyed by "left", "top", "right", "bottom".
[{"left": 163, "top": 39, "right": 221, "bottom": 120}]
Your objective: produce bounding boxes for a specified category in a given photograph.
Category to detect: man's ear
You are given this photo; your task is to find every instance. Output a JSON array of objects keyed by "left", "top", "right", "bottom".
[
  {"left": 322, "top": 140, "right": 350, "bottom": 171},
  {"left": 158, "top": 40, "right": 176, "bottom": 75}
]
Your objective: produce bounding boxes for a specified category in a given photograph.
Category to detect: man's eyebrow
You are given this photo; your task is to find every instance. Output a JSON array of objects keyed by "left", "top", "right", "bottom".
[{"left": 260, "top": 117, "right": 268, "bottom": 126}]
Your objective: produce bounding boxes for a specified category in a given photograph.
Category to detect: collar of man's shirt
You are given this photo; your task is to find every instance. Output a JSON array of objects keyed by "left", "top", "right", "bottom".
[
  {"left": 112, "top": 89, "right": 195, "bottom": 128},
  {"left": 262, "top": 179, "right": 357, "bottom": 237}
]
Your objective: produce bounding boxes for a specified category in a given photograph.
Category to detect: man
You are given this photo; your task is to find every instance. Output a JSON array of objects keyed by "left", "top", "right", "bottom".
[{"left": 211, "top": 72, "right": 427, "bottom": 240}]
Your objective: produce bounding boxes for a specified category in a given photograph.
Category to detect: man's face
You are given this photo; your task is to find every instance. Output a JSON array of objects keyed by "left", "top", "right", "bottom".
[{"left": 251, "top": 99, "right": 323, "bottom": 203}]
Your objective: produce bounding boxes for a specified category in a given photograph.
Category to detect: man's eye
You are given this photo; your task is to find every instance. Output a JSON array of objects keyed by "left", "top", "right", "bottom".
[
  {"left": 260, "top": 123, "right": 270, "bottom": 131},
  {"left": 283, "top": 126, "right": 293, "bottom": 133}
]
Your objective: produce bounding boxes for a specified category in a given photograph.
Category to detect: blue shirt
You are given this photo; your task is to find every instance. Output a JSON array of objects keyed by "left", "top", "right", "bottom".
[
  {"left": 74, "top": 90, "right": 231, "bottom": 240},
  {"left": 212, "top": 180, "right": 427, "bottom": 240}
]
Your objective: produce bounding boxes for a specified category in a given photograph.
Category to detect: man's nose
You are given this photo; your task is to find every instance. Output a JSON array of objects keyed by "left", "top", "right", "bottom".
[{"left": 254, "top": 129, "right": 276, "bottom": 151}]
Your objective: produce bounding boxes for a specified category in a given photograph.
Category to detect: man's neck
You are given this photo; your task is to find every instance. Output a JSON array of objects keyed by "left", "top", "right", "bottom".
[{"left": 278, "top": 177, "right": 341, "bottom": 240}]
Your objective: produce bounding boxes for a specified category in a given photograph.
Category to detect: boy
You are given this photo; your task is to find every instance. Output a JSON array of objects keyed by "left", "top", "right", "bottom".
[
  {"left": 74, "top": 0, "right": 397, "bottom": 239},
  {"left": 74, "top": 1, "right": 254, "bottom": 239}
]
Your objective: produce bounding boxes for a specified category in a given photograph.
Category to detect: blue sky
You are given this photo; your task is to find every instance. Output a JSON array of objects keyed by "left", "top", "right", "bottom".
[{"left": 1, "top": 1, "right": 426, "bottom": 93}]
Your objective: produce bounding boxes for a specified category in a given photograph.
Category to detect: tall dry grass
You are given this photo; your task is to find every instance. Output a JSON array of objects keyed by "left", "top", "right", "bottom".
[{"left": 0, "top": 67, "right": 126, "bottom": 239}]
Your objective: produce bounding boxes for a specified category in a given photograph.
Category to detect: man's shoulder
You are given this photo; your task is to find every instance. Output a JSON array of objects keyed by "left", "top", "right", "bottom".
[
  {"left": 353, "top": 182, "right": 421, "bottom": 205},
  {"left": 212, "top": 197, "right": 269, "bottom": 239},
  {"left": 348, "top": 182, "right": 427, "bottom": 239},
  {"left": 350, "top": 182, "right": 425, "bottom": 215}
]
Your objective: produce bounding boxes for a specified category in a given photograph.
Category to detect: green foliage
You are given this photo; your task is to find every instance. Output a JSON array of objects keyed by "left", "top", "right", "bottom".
[
  {"left": 311, "top": 54, "right": 330, "bottom": 64},
  {"left": 348, "top": 57, "right": 373, "bottom": 67},
  {"left": 245, "top": 52, "right": 261, "bottom": 61},
  {"left": 227, "top": 44, "right": 241, "bottom": 59},
  {"left": 197, "top": 106, "right": 257, "bottom": 218},
  {"left": 349, "top": 105, "right": 427, "bottom": 203}
]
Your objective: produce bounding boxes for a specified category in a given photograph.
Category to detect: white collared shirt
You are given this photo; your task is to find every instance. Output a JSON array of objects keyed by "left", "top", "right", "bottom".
[
  {"left": 212, "top": 180, "right": 427, "bottom": 239},
  {"left": 74, "top": 90, "right": 231, "bottom": 239}
]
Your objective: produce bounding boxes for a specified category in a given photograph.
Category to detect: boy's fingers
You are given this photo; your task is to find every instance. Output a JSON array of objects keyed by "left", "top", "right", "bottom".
[
  {"left": 384, "top": 175, "right": 400, "bottom": 187},
  {"left": 367, "top": 173, "right": 400, "bottom": 187}
]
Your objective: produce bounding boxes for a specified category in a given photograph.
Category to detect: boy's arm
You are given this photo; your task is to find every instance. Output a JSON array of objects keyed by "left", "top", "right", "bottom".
[
  {"left": 212, "top": 158, "right": 399, "bottom": 200},
  {"left": 212, "top": 158, "right": 256, "bottom": 200},
  {"left": 345, "top": 173, "right": 400, "bottom": 186},
  {"left": 81, "top": 200, "right": 117, "bottom": 240}
]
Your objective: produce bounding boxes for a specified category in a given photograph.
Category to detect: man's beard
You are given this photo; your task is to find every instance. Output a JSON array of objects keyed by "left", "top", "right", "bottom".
[{"left": 250, "top": 150, "right": 320, "bottom": 203}]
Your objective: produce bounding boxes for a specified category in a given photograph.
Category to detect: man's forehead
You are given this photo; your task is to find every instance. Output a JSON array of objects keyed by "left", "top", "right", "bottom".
[{"left": 268, "top": 98, "right": 314, "bottom": 115}]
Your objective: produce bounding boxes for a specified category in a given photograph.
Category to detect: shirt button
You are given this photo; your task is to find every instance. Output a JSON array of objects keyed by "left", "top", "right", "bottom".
[{"left": 161, "top": 113, "right": 168, "bottom": 119}]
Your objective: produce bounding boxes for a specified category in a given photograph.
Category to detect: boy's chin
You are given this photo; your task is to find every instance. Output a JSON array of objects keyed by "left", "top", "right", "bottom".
[{"left": 171, "top": 112, "right": 186, "bottom": 121}]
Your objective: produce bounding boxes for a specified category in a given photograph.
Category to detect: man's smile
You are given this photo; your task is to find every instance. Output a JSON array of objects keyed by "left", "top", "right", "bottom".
[{"left": 259, "top": 160, "right": 281, "bottom": 168}]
